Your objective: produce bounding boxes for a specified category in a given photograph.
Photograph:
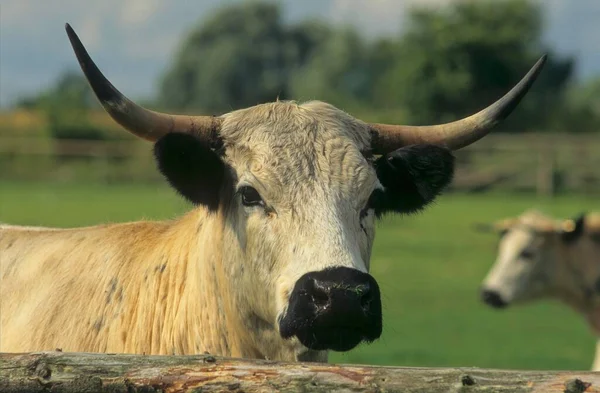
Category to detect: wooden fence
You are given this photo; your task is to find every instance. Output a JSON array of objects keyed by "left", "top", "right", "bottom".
[
  {"left": 438, "top": 133, "right": 600, "bottom": 196},
  {"left": 1, "top": 351, "right": 598, "bottom": 392},
  {"left": 1, "top": 133, "right": 599, "bottom": 195}
]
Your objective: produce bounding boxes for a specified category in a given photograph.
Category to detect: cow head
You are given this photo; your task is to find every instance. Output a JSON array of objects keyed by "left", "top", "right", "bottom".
[
  {"left": 479, "top": 210, "right": 587, "bottom": 309},
  {"left": 66, "top": 24, "right": 545, "bottom": 358}
]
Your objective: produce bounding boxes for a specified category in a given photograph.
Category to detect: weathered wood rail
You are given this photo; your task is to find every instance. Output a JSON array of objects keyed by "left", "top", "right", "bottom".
[
  {"left": 0, "top": 352, "right": 598, "bottom": 393},
  {"left": 3, "top": 133, "right": 600, "bottom": 194}
]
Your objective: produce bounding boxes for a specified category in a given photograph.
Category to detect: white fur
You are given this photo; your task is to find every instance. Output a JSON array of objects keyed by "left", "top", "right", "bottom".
[
  {"left": 481, "top": 210, "right": 600, "bottom": 370},
  {"left": 1, "top": 101, "right": 379, "bottom": 362}
]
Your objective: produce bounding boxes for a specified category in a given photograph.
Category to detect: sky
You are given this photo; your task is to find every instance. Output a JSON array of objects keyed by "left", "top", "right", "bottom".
[{"left": 1, "top": 0, "right": 599, "bottom": 108}]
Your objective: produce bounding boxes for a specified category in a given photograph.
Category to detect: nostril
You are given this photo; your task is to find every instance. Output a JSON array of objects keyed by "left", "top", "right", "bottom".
[
  {"left": 481, "top": 289, "right": 507, "bottom": 309},
  {"left": 312, "top": 288, "right": 329, "bottom": 307},
  {"left": 310, "top": 280, "right": 330, "bottom": 308},
  {"left": 358, "top": 285, "right": 373, "bottom": 312}
]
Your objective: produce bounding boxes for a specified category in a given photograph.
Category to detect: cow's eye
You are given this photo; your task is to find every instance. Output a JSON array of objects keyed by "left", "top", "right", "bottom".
[
  {"left": 520, "top": 249, "right": 535, "bottom": 259},
  {"left": 240, "top": 186, "right": 264, "bottom": 207},
  {"left": 361, "top": 189, "right": 385, "bottom": 219},
  {"left": 368, "top": 189, "right": 385, "bottom": 209}
]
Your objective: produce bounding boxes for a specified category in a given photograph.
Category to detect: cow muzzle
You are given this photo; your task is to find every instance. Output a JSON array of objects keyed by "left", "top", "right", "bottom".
[
  {"left": 481, "top": 289, "right": 508, "bottom": 309},
  {"left": 279, "top": 266, "right": 382, "bottom": 352}
]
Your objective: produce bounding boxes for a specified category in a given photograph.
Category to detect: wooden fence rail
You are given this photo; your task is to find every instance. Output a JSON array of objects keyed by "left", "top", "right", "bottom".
[
  {"left": 1, "top": 133, "right": 600, "bottom": 194},
  {"left": 0, "top": 351, "right": 598, "bottom": 393}
]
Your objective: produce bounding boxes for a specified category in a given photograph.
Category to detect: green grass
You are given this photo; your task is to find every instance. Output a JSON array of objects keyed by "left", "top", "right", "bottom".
[{"left": 1, "top": 181, "right": 597, "bottom": 370}]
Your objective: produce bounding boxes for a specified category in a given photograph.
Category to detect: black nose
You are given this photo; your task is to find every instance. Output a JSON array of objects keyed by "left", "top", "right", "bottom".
[
  {"left": 279, "top": 267, "right": 382, "bottom": 352},
  {"left": 309, "top": 276, "right": 375, "bottom": 315},
  {"left": 481, "top": 289, "right": 507, "bottom": 309}
]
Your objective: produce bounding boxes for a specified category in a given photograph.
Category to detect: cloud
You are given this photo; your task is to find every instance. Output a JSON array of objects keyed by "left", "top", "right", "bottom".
[
  {"left": 0, "top": 0, "right": 212, "bottom": 105},
  {"left": 327, "top": 0, "right": 464, "bottom": 37},
  {"left": 540, "top": 0, "right": 600, "bottom": 77},
  {"left": 328, "top": 0, "right": 405, "bottom": 36},
  {"left": 119, "top": 0, "right": 165, "bottom": 27}
]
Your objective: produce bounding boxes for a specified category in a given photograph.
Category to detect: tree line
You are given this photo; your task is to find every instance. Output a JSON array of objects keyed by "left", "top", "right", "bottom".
[{"left": 16, "top": 0, "right": 600, "bottom": 140}]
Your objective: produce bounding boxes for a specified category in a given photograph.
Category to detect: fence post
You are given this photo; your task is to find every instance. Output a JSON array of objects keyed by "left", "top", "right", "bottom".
[{"left": 537, "top": 148, "right": 556, "bottom": 197}]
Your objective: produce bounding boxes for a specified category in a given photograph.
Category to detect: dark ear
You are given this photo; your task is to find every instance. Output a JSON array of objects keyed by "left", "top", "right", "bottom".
[
  {"left": 154, "top": 133, "right": 228, "bottom": 210},
  {"left": 560, "top": 213, "right": 586, "bottom": 244},
  {"left": 374, "top": 144, "right": 455, "bottom": 215}
]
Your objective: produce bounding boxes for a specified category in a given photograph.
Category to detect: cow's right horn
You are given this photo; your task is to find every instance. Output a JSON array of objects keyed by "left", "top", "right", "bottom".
[
  {"left": 65, "top": 23, "right": 222, "bottom": 145},
  {"left": 369, "top": 55, "right": 547, "bottom": 154}
]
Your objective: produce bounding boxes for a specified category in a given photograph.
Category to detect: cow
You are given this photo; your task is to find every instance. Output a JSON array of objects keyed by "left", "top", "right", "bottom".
[
  {"left": 0, "top": 23, "right": 546, "bottom": 362},
  {"left": 479, "top": 210, "right": 600, "bottom": 370}
]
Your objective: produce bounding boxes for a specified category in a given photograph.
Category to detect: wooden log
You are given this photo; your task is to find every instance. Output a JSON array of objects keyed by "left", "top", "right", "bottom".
[{"left": 1, "top": 351, "right": 599, "bottom": 393}]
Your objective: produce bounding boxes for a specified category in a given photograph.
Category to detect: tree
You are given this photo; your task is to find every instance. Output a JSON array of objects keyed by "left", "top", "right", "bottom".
[
  {"left": 16, "top": 71, "right": 96, "bottom": 111},
  {"left": 158, "top": 0, "right": 586, "bottom": 132},
  {"left": 558, "top": 77, "right": 600, "bottom": 132},
  {"left": 372, "top": 0, "right": 574, "bottom": 131},
  {"left": 159, "top": 2, "right": 328, "bottom": 114},
  {"left": 16, "top": 71, "right": 109, "bottom": 140},
  {"left": 289, "top": 28, "right": 372, "bottom": 113}
]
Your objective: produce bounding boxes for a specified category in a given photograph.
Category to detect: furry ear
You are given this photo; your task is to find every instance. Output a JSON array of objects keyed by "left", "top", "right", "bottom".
[
  {"left": 560, "top": 213, "right": 586, "bottom": 244},
  {"left": 154, "top": 133, "right": 228, "bottom": 210},
  {"left": 374, "top": 144, "right": 455, "bottom": 215}
]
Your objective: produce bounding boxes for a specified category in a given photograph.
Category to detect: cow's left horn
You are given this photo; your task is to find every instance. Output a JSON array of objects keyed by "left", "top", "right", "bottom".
[
  {"left": 369, "top": 55, "right": 547, "bottom": 154},
  {"left": 65, "top": 23, "right": 222, "bottom": 144}
]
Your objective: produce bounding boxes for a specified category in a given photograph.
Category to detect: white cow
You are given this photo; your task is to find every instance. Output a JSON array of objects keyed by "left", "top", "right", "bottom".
[
  {"left": 480, "top": 210, "right": 600, "bottom": 370},
  {"left": 0, "top": 23, "right": 545, "bottom": 362}
]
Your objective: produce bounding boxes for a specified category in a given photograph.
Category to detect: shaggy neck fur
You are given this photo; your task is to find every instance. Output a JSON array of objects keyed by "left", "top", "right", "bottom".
[
  {"left": 552, "top": 232, "right": 600, "bottom": 316},
  {"left": 551, "top": 223, "right": 600, "bottom": 371},
  {"left": 0, "top": 206, "right": 322, "bottom": 360},
  {"left": 0, "top": 209, "right": 245, "bottom": 356}
]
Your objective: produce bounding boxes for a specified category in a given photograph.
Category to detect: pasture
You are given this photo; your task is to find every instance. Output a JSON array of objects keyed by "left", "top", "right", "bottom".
[{"left": 1, "top": 181, "right": 597, "bottom": 370}]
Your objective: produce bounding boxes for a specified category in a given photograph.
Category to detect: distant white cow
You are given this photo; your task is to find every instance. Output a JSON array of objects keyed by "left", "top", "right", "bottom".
[{"left": 479, "top": 210, "right": 600, "bottom": 370}]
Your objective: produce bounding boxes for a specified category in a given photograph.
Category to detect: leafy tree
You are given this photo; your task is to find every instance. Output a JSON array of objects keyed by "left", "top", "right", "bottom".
[
  {"left": 45, "top": 72, "right": 106, "bottom": 140},
  {"left": 17, "top": 71, "right": 96, "bottom": 110},
  {"left": 557, "top": 78, "right": 600, "bottom": 132},
  {"left": 16, "top": 71, "right": 108, "bottom": 140},
  {"left": 290, "top": 28, "right": 372, "bottom": 112},
  {"left": 159, "top": 2, "right": 329, "bottom": 113},
  {"left": 372, "top": 0, "right": 574, "bottom": 131}
]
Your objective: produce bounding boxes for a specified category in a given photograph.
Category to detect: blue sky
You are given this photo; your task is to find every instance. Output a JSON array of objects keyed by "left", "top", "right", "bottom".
[{"left": 1, "top": 0, "right": 599, "bottom": 108}]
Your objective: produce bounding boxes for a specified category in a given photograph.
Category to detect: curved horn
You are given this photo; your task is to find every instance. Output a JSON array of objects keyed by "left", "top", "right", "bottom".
[
  {"left": 369, "top": 55, "right": 547, "bottom": 154},
  {"left": 65, "top": 23, "right": 221, "bottom": 143}
]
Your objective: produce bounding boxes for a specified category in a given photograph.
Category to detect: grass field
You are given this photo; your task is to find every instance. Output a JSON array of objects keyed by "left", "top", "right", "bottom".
[{"left": 1, "top": 181, "right": 598, "bottom": 370}]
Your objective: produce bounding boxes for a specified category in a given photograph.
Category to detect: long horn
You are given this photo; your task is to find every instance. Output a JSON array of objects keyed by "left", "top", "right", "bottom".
[
  {"left": 369, "top": 55, "right": 547, "bottom": 154},
  {"left": 65, "top": 23, "right": 221, "bottom": 144}
]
